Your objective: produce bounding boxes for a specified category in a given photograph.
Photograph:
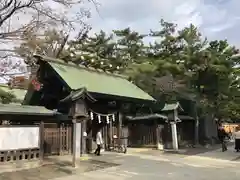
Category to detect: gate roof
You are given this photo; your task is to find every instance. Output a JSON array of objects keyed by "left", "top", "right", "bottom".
[{"left": 0, "top": 104, "right": 58, "bottom": 116}]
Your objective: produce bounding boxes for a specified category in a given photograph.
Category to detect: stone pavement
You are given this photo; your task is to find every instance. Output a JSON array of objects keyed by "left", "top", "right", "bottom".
[
  {"left": 0, "top": 156, "right": 120, "bottom": 180},
  {"left": 52, "top": 145, "right": 240, "bottom": 180},
  {"left": 192, "top": 145, "right": 240, "bottom": 161},
  {"left": 1, "top": 145, "right": 239, "bottom": 180},
  {"left": 127, "top": 144, "right": 240, "bottom": 162}
]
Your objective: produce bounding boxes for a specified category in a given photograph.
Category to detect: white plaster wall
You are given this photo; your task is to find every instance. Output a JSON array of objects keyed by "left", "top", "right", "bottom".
[{"left": 0, "top": 127, "right": 39, "bottom": 151}]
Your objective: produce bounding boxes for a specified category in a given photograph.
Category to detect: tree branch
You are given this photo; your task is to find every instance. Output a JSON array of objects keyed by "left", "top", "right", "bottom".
[
  {"left": 0, "top": 0, "right": 94, "bottom": 41},
  {"left": 0, "top": 0, "right": 34, "bottom": 27}
]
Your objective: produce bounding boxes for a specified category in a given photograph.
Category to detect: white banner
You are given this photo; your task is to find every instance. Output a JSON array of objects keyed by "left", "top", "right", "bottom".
[{"left": 0, "top": 127, "right": 40, "bottom": 151}]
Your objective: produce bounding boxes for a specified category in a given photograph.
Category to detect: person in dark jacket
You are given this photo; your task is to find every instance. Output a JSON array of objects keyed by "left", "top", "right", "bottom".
[{"left": 218, "top": 126, "right": 229, "bottom": 152}]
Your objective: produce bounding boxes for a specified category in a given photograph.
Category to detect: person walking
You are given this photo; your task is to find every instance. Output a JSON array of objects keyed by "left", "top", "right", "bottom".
[
  {"left": 218, "top": 126, "right": 229, "bottom": 152},
  {"left": 94, "top": 130, "right": 103, "bottom": 156},
  {"left": 234, "top": 126, "right": 240, "bottom": 152}
]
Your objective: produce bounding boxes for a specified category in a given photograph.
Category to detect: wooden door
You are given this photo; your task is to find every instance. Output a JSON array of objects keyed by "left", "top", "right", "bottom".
[
  {"left": 43, "top": 123, "right": 72, "bottom": 156},
  {"left": 128, "top": 123, "right": 156, "bottom": 147}
]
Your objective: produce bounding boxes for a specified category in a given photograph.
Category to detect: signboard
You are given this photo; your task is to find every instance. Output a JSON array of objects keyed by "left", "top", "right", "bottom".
[{"left": 0, "top": 127, "right": 40, "bottom": 151}]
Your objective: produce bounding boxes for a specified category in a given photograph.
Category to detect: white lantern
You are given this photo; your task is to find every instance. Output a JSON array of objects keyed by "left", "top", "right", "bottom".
[
  {"left": 98, "top": 115, "right": 101, "bottom": 123},
  {"left": 106, "top": 115, "right": 110, "bottom": 124},
  {"left": 90, "top": 112, "right": 94, "bottom": 120},
  {"left": 112, "top": 114, "right": 115, "bottom": 122}
]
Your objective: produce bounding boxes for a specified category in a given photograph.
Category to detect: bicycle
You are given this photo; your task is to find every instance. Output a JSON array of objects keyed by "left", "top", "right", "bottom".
[{"left": 108, "top": 137, "right": 127, "bottom": 154}]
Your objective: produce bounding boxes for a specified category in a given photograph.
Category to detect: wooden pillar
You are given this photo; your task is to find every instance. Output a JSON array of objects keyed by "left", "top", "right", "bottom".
[
  {"left": 195, "top": 116, "right": 199, "bottom": 145},
  {"left": 194, "top": 103, "right": 199, "bottom": 145},
  {"left": 155, "top": 120, "right": 158, "bottom": 149},
  {"left": 59, "top": 123, "right": 63, "bottom": 155},
  {"left": 39, "top": 121, "right": 44, "bottom": 163},
  {"left": 104, "top": 125, "right": 108, "bottom": 150},
  {"left": 118, "top": 112, "right": 123, "bottom": 147},
  {"left": 109, "top": 120, "right": 113, "bottom": 148}
]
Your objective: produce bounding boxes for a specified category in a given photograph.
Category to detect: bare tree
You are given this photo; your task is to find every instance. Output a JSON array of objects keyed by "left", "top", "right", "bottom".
[
  {"left": 15, "top": 29, "right": 70, "bottom": 64},
  {"left": 0, "top": 0, "right": 97, "bottom": 85},
  {"left": 0, "top": 0, "right": 96, "bottom": 40}
]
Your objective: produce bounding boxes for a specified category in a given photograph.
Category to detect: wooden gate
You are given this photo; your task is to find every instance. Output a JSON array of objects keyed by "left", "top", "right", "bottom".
[
  {"left": 43, "top": 123, "right": 72, "bottom": 156},
  {"left": 128, "top": 124, "right": 156, "bottom": 147}
]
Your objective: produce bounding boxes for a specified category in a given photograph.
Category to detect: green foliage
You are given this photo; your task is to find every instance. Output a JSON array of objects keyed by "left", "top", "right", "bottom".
[
  {"left": 17, "top": 19, "right": 240, "bottom": 120},
  {"left": 0, "top": 89, "right": 17, "bottom": 104}
]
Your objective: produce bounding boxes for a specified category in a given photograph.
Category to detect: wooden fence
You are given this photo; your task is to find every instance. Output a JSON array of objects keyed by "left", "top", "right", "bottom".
[
  {"left": 128, "top": 124, "right": 156, "bottom": 147},
  {"left": 43, "top": 123, "right": 72, "bottom": 156}
]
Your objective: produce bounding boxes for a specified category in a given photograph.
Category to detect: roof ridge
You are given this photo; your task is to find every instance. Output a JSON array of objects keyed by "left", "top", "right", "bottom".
[
  {"left": 33, "top": 54, "right": 128, "bottom": 79},
  {"left": 0, "top": 84, "right": 10, "bottom": 88},
  {"left": 0, "top": 84, "right": 26, "bottom": 91}
]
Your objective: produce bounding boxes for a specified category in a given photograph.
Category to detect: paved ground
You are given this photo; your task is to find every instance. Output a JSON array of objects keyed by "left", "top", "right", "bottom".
[
  {"left": 1, "top": 145, "right": 240, "bottom": 180},
  {"left": 53, "top": 145, "right": 240, "bottom": 180},
  {"left": 0, "top": 158, "right": 119, "bottom": 180}
]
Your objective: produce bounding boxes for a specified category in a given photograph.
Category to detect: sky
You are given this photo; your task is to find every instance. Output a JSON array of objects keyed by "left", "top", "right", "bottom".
[
  {"left": 1, "top": 0, "right": 240, "bottom": 83},
  {"left": 86, "top": 0, "right": 240, "bottom": 47}
]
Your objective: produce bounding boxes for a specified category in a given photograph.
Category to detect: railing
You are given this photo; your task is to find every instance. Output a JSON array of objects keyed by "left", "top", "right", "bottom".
[{"left": 0, "top": 148, "right": 40, "bottom": 163}]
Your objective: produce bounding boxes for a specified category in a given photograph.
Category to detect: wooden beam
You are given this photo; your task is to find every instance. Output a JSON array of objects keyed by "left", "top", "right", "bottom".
[
  {"left": 118, "top": 112, "right": 123, "bottom": 147},
  {"left": 59, "top": 123, "right": 63, "bottom": 155},
  {"left": 194, "top": 104, "right": 199, "bottom": 145},
  {"left": 109, "top": 120, "right": 113, "bottom": 149},
  {"left": 39, "top": 121, "right": 44, "bottom": 163},
  {"left": 155, "top": 120, "right": 160, "bottom": 149}
]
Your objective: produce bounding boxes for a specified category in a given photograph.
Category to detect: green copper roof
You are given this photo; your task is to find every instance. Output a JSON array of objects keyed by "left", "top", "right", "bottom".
[
  {"left": 39, "top": 56, "right": 155, "bottom": 101},
  {"left": 0, "top": 104, "right": 57, "bottom": 116},
  {"left": 0, "top": 85, "right": 27, "bottom": 102},
  {"left": 126, "top": 113, "right": 167, "bottom": 121},
  {"left": 161, "top": 102, "right": 183, "bottom": 111}
]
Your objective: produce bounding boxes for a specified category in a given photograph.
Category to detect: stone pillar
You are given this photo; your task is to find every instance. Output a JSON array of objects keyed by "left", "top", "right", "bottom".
[
  {"left": 76, "top": 122, "right": 81, "bottom": 156},
  {"left": 72, "top": 120, "right": 82, "bottom": 167},
  {"left": 80, "top": 120, "right": 86, "bottom": 155},
  {"left": 195, "top": 116, "right": 199, "bottom": 145},
  {"left": 156, "top": 124, "right": 164, "bottom": 150},
  {"left": 155, "top": 120, "right": 160, "bottom": 150},
  {"left": 171, "top": 122, "right": 178, "bottom": 150},
  {"left": 72, "top": 119, "right": 77, "bottom": 167},
  {"left": 171, "top": 109, "right": 179, "bottom": 151}
]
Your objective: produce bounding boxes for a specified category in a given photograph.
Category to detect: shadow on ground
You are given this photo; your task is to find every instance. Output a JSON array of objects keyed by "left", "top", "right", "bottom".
[
  {"left": 231, "top": 155, "right": 240, "bottom": 161},
  {"left": 135, "top": 146, "right": 221, "bottom": 156},
  {"left": 163, "top": 146, "right": 221, "bottom": 156},
  {"left": 128, "top": 142, "right": 240, "bottom": 162},
  {"left": 0, "top": 157, "right": 120, "bottom": 180},
  {"left": 128, "top": 143, "right": 228, "bottom": 157}
]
